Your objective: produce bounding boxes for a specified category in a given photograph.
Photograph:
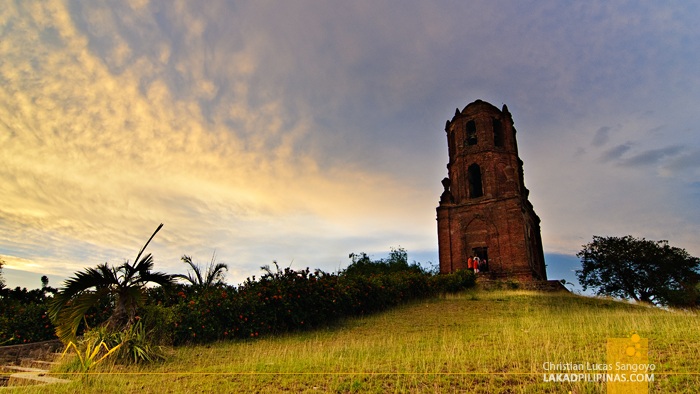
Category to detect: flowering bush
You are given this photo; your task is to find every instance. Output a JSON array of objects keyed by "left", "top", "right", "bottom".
[
  {"left": 0, "top": 299, "right": 56, "bottom": 344},
  {"left": 1, "top": 253, "right": 475, "bottom": 347},
  {"left": 168, "top": 264, "right": 475, "bottom": 345}
]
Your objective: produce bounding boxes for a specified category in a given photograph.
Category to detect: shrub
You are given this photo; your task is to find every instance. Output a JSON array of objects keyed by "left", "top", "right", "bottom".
[
  {"left": 59, "top": 332, "right": 123, "bottom": 372},
  {"left": 114, "top": 321, "right": 166, "bottom": 364},
  {"left": 0, "top": 299, "right": 55, "bottom": 344},
  {"left": 138, "top": 303, "right": 176, "bottom": 345},
  {"left": 429, "top": 269, "right": 476, "bottom": 293},
  {"left": 168, "top": 261, "right": 462, "bottom": 345},
  {"left": 344, "top": 248, "right": 424, "bottom": 277},
  {"left": 75, "top": 322, "right": 166, "bottom": 365}
]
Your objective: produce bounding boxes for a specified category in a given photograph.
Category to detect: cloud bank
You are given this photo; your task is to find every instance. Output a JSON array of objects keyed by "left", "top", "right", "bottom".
[{"left": 1, "top": 0, "right": 699, "bottom": 285}]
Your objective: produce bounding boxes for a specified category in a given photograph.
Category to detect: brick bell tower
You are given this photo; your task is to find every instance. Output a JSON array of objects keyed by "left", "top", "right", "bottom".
[{"left": 436, "top": 99, "right": 547, "bottom": 281}]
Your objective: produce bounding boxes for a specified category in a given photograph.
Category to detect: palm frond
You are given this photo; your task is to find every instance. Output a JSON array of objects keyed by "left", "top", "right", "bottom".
[
  {"left": 205, "top": 263, "right": 228, "bottom": 287},
  {"left": 172, "top": 272, "right": 196, "bottom": 285},
  {"left": 204, "top": 251, "right": 227, "bottom": 286},
  {"left": 134, "top": 271, "right": 177, "bottom": 288},
  {"left": 62, "top": 264, "right": 118, "bottom": 293},
  {"left": 177, "top": 254, "right": 227, "bottom": 288},
  {"left": 49, "top": 263, "right": 118, "bottom": 322},
  {"left": 133, "top": 253, "right": 155, "bottom": 274},
  {"left": 120, "top": 260, "right": 136, "bottom": 285},
  {"left": 132, "top": 224, "right": 163, "bottom": 271},
  {"left": 180, "top": 255, "right": 204, "bottom": 286},
  {"left": 52, "top": 289, "right": 109, "bottom": 343},
  {"left": 123, "top": 224, "right": 161, "bottom": 284}
]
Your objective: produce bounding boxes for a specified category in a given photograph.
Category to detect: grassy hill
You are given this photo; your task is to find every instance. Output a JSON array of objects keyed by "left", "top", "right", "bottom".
[{"left": 10, "top": 289, "right": 700, "bottom": 393}]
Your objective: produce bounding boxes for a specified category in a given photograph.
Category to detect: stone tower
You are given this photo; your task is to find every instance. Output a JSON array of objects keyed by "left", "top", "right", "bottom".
[{"left": 436, "top": 99, "right": 547, "bottom": 281}]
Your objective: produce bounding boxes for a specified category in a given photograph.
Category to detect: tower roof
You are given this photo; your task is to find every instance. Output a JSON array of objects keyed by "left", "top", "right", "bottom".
[
  {"left": 462, "top": 99, "right": 501, "bottom": 114},
  {"left": 448, "top": 99, "right": 506, "bottom": 126}
]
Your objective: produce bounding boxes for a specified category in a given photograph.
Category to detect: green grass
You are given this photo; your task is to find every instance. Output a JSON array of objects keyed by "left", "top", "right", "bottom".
[{"left": 8, "top": 290, "right": 700, "bottom": 393}]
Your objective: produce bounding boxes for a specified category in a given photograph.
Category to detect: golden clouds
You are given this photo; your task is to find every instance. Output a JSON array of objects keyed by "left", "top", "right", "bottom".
[{"left": 0, "top": 1, "right": 431, "bottom": 278}]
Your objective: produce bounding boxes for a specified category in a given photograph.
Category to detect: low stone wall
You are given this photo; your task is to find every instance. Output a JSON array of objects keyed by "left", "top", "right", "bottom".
[
  {"left": 477, "top": 278, "right": 569, "bottom": 292},
  {"left": 0, "top": 340, "right": 63, "bottom": 366},
  {"left": 519, "top": 280, "right": 570, "bottom": 292}
]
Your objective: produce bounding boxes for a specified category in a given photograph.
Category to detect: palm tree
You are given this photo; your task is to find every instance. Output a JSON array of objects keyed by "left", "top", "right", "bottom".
[
  {"left": 48, "top": 224, "right": 176, "bottom": 343},
  {"left": 174, "top": 253, "right": 228, "bottom": 292}
]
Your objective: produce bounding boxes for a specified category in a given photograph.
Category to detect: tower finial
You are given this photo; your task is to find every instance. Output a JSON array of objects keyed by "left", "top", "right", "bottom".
[{"left": 502, "top": 104, "right": 513, "bottom": 124}]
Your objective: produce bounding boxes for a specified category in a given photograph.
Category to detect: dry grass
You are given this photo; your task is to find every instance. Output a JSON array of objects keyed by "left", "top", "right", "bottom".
[{"left": 7, "top": 290, "right": 700, "bottom": 393}]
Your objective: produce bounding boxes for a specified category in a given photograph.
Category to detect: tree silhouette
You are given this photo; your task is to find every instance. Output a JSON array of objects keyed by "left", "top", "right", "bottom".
[
  {"left": 576, "top": 235, "right": 700, "bottom": 307},
  {"left": 174, "top": 253, "right": 228, "bottom": 292},
  {"left": 48, "top": 224, "right": 176, "bottom": 342}
]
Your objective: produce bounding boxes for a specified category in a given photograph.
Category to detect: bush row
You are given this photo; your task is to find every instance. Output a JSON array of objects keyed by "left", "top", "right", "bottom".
[
  {"left": 150, "top": 268, "right": 475, "bottom": 345},
  {"left": 1, "top": 268, "right": 475, "bottom": 346},
  {"left": 0, "top": 301, "right": 55, "bottom": 345}
]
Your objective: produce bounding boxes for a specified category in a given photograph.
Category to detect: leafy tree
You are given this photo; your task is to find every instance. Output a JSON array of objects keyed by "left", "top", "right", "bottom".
[
  {"left": 576, "top": 235, "right": 700, "bottom": 307},
  {"left": 2, "top": 286, "right": 49, "bottom": 304},
  {"left": 344, "top": 247, "right": 424, "bottom": 277},
  {"left": 174, "top": 253, "right": 228, "bottom": 292},
  {"left": 48, "top": 224, "right": 177, "bottom": 342}
]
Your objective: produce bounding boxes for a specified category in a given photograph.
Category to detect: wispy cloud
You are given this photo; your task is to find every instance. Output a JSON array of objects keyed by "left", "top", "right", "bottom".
[
  {"left": 620, "top": 145, "right": 684, "bottom": 167},
  {"left": 662, "top": 149, "right": 700, "bottom": 179},
  {"left": 600, "top": 143, "right": 684, "bottom": 167},
  {"left": 601, "top": 143, "right": 633, "bottom": 162},
  {"left": 591, "top": 126, "right": 612, "bottom": 147},
  {"left": 0, "top": 0, "right": 434, "bottom": 280}
]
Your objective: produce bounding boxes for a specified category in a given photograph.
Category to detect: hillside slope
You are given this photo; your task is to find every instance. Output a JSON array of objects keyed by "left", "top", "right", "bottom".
[{"left": 11, "top": 290, "right": 700, "bottom": 393}]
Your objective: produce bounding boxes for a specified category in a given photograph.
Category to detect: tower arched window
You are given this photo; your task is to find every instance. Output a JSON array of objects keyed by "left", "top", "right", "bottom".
[
  {"left": 493, "top": 118, "right": 504, "bottom": 147},
  {"left": 466, "top": 120, "right": 477, "bottom": 146},
  {"left": 468, "top": 163, "right": 483, "bottom": 198}
]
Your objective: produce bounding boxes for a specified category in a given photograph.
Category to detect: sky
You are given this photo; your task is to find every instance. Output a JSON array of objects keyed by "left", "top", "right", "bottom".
[{"left": 1, "top": 0, "right": 699, "bottom": 292}]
